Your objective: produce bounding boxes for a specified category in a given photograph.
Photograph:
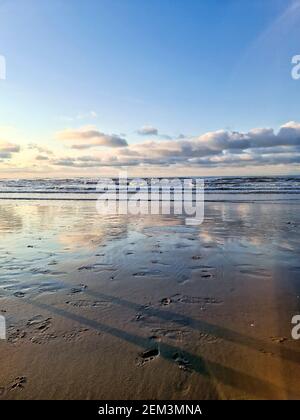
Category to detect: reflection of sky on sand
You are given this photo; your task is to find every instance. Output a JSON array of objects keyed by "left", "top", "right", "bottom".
[
  {"left": 199, "top": 201, "right": 300, "bottom": 253},
  {"left": 0, "top": 205, "right": 23, "bottom": 234},
  {"left": 58, "top": 233, "right": 108, "bottom": 251},
  {"left": 1, "top": 200, "right": 300, "bottom": 255},
  {"left": 0, "top": 200, "right": 299, "bottom": 298},
  {"left": 1, "top": 199, "right": 300, "bottom": 398}
]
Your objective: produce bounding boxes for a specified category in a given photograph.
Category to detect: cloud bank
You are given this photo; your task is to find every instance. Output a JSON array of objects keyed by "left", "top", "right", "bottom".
[
  {"left": 52, "top": 121, "right": 300, "bottom": 170},
  {"left": 2, "top": 122, "right": 300, "bottom": 174}
]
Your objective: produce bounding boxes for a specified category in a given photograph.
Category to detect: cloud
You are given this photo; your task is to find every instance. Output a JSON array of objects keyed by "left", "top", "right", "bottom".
[
  {"left": 0, "top": 152, "right": 12, "bottom": 159},
  {"left": 124, "top": 121, "right": 300, "bottom": 168},
  {"left": 137, "top": 125, "right": 159, "bottom": 136},
  {"left": 22, "top": 121, "right": 300, "bottom": 171},
  {"left": 0, "top": 141, "right": 20, "bottom": 153},
  {"left": 56, "top": 127, "right": 128, "bottom": 148},
  {"left": 28, "top": 144, "right": 53, "bottom": 155},
  {"left": 52, "top": 156, "right": 103, "bottom": 168},
  {"left": 0, "top": 141, "right": 20, "bottom": 162},
  {"left": 35, "top": 155, "right": 49, "bottom": 161},
  {"left": 137, "top": 126, "right": 187, "bottom": 140}
]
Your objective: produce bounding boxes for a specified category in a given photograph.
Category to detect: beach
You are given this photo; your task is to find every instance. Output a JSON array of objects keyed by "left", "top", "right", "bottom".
[{"left": 0, "top": 194, "right": 300, "bottom": 400}]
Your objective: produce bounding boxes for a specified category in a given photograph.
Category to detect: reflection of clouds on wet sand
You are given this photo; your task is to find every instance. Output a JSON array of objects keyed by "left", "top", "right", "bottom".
[
  {"left": 196, "top": 201, "right": 300, "bottom": 253},
  {"left": 0, "top": 199, "right": 300, "bottom": 399},
  {"left": 58, "top": 233, "right": 107, "bottom": 251},
  {"left": 0, "top": 205, "right": 23, "bottom": 234}
]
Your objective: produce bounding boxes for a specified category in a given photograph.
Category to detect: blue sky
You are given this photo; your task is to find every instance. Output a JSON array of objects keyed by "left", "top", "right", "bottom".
[{"left": 0, "top": 0, "right": 300, "bottom": 177}]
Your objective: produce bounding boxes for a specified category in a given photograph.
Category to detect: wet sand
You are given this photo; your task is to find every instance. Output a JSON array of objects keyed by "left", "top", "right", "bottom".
[{"left": 0, "top": 199, "right": 300, "bottom": 399}]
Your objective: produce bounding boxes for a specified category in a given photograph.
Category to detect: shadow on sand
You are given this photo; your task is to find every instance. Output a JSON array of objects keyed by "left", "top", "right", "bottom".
[{"left": 24, "top": 292, "right": 298, "bottom": 399}]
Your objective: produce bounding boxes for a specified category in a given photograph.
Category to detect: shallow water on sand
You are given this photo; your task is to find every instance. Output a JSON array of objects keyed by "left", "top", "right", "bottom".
[{"left": 0, "top": 199, "right": 300, "bottom": 399}]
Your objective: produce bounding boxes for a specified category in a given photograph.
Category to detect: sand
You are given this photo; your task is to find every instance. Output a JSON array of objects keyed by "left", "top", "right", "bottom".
[{"left": 0, "top": 199, "right": 300, "bottom": 400}]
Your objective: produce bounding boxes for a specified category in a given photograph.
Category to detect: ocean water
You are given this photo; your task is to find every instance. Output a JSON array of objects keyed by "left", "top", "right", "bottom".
[{"left": 0, "top": 176, "right": 299, "bottom": 201}]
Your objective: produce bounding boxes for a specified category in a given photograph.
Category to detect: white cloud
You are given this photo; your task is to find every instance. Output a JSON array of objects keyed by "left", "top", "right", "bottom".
[{"left": 56, "top": 127, "right": 128, "bottom": 148}]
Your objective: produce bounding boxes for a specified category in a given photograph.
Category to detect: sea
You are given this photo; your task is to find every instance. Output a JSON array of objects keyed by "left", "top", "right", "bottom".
[{"left": 0, "top": 176, "right": 299, "bottom": 202}]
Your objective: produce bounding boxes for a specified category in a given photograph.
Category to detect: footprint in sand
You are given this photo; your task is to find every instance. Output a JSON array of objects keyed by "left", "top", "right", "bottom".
[
  {"left": 48, "top": 260, "right": 58, "bottom": 266},
  {"left": 8, "top": 316, "right": 53, "bottom": 345},
  {"left": 133, "top": 270, "right": 161, "bottom": 277},
  {"left": 198, "top": 332, "right": 219, "bottom": 344},
  {"left": 137, "top": 348, "right": 160, "bottom": 366},
  {"left": 132, "top": 272, "right": 146, "bottom": 277},
  {"left": 30, "top": 333, "right": 57, "bottom": 345},
  {"left": 9, "top": 376, "right": 27, "bottom": 391},
  {"left": 61, "top": 328, "right": 89, "bottom": 342},
  {"left": 201, "top": 273, "right": 213, "bottom": 278},
  {"left": 28, "top": 316, "right": 56, "bottom": 344},
  {"left": 7, "top": 328, "right": 27, "bottom": 344},
  {"left": 172, "top": 352, "right": 192, "bottom": 371},
  {"left": 0, "top": 377, "right": 27, "bottom": 397},
  {"left": 160, "top": 297, "right": 172, "bottom": 306},
  {"left": 69, "top": 284, "right": 88, "bottom": 294},
  {"left": 66, "top": 299, "right": 110, "bottom": 309},
  {"left": 135, "top": 313, "right": 145, "bottom": 321},
  {"left": 177, "top": 295, "right": 223, "bottom": 305},
  {"left": 27, "top": 315, "right": 51, "bottom": 331},
  {"left": 270, "top": 336, "right": 288, "bottom": 344},
  {"left": 13, "top": 291, "right": 25, "bottom": 298},
  {"left": 78, "top": 265, "right": 95, "bottom": 271}
]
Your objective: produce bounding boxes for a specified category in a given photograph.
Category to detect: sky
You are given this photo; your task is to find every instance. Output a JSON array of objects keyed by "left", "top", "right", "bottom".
[{"left": 0, "top": 0, "right": 300, "bottom": 178}]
